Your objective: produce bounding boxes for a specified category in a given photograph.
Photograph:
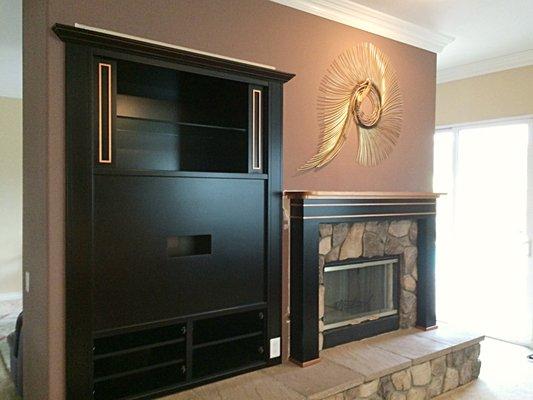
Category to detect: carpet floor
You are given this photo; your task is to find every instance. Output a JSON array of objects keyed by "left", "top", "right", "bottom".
[
  {"left": 437, "top": 337, "right": 533, "bottom": 399},
  {"left": 0, "top": 298, "right": 22, "bottom": 400}
]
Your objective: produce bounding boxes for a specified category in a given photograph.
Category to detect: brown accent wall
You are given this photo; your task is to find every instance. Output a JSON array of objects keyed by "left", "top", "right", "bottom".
[{"left": 23, "top": 1, "right": 436, "bottom": 398}]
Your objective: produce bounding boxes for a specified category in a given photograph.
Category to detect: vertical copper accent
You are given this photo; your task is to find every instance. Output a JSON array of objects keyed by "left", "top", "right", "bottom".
[
  {"left": 252, "top": 89, "right": 262, "bottom": 170},
  {"left": 98, "top": 63, "right": 112, "bottom": 164}
]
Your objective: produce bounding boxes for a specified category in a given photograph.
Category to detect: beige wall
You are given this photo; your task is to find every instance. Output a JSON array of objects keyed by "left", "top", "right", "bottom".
[
  {"left": 0, "top": 97, "right": 22, "bottom": 296},
  {"left": 436, "top": 65, "right": 533, "bottom": 127},
  {"left": 24, "top": 1, "right": 437, "bottom": 398}
]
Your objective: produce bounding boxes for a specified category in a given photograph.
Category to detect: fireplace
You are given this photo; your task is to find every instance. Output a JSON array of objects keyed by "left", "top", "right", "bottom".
[
  {"left": 323, "top": 257, "right": 399, "bottom": 331},
  {"left": 317, "top": 219, "right": 421, "bottom": 349},
  {"left": 287, "top": 191, "right": 438, "bottom": 367}
]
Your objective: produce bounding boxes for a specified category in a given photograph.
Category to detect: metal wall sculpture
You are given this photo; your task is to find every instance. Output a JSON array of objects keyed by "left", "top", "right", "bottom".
[{"left": 300, "top": 43, "right": 402, "bottom": 169}]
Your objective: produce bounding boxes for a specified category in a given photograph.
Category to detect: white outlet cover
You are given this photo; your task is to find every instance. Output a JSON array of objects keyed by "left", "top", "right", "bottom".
[{"left": 270, "top": 337, "right": 281, "bottom": 358}]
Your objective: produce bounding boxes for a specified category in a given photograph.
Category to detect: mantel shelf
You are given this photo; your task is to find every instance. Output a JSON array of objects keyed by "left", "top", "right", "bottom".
[{"left": 284, "top": 191, "right": 444, "bottom": 200}]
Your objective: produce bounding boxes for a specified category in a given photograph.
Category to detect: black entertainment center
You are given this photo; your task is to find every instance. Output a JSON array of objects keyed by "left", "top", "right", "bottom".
[{"left": 54, "top": 24, "right": 294, "bottom": 400}]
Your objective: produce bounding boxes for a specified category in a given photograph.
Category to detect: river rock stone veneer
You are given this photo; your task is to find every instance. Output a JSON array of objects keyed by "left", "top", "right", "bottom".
[
  {"left": 322, "top": 343, "right": 481, "bottom": 400},
  {"left": 319, "top": 220, "right": 418, "bottom": 350}
]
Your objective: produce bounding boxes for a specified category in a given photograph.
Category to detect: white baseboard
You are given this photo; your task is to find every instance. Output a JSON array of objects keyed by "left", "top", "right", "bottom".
[{"left": 0, "top": 292, "right": 22, "bottom": 302}]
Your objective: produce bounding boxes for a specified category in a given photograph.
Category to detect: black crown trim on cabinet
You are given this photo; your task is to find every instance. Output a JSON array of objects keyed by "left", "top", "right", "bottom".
[
  {"left": 53, "top": 24, "right": 295, "bottom": 83},
  {"left": 57, "top": 23, "right": 294, "bottom": 400}
]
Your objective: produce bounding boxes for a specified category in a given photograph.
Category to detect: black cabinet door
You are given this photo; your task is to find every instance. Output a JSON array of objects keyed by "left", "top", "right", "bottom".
[{"left": 93, "top": 175, "right": 266, "bottom": 331}]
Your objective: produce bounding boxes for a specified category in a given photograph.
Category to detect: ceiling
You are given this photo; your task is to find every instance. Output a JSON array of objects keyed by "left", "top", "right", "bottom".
[
  {"left": 0, "top": 0, "right": 22, "bottom": 99},
  {"left": 351, "top": 0, "right": 533, "bottom": 71}
]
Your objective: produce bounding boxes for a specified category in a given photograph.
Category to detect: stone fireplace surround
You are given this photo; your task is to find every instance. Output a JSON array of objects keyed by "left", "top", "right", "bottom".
[
  {"left": 287, "top": 191, "right": 438, "bottom": 367},
  {"left": 318, "top": 219, "right": 419, "bottom": 350}
]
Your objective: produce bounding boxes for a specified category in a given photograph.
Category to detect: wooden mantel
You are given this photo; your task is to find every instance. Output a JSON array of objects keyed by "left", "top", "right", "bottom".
[
  {"left": 284, "top": 191, "right": 442, "bottom": 199},
  {"left": 287, "top": 191, "right": 438, "bottom": 367}
]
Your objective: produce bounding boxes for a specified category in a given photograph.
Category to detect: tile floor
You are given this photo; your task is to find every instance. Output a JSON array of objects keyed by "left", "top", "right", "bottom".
[{"left": 437, "top": 338, "right": 533, "bottom": 400}]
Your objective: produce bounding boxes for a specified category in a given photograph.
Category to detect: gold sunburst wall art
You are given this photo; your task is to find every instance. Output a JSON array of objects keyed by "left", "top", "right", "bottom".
[{"left": 299, "top": 43, "right": 403, "bottom": 170}]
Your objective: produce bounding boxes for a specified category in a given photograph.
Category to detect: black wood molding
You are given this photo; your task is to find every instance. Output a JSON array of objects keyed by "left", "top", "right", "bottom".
[
  {"left": 53, "top": 24, "right": 295, "bottom": 83},
  {"left": 289, "top": 194, "right": 438, "bottom": 365}
]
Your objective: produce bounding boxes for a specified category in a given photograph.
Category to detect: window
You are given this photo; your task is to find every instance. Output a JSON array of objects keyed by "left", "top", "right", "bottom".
[{"left": 434, "top": 119, "right": 532, "bottom": 346}]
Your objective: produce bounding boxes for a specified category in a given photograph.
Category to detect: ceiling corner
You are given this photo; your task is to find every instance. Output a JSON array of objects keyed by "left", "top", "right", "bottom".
[
  {"left": 437, "top": 50, "right": 533, "bottom": 84},
  {"left": 269, "top": 0, "right": 454, "bottom": 53}
]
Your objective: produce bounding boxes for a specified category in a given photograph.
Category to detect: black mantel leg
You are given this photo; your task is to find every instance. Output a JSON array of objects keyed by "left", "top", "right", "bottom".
[
  {"left": 289, "top": 211, "right": 321, "bottom": 366},
  {"left": 416, "top": 216, "right": 437, "bottom": 329}
]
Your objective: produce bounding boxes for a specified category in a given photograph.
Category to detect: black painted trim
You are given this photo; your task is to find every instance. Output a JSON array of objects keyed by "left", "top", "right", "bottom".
[
  {"left": 289, "top": 196, "right": 437, "bottom": 364},
  {"left": 417, "top": 216, "right": 437, "bottom": 328},
  {"left": 53, "top": 24, "right": 295, "bottom": 83},
  {"left": 65, "top": 43, "right": 94, "bottom": 399},
  {"left": 323, "top": 315, "right": 399, "bottom": 348}
]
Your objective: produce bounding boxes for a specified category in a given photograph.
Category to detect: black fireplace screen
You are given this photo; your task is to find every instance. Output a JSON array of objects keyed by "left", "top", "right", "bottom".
[{"left": 323, "top": 258, "right": 399, "bottom": 330}]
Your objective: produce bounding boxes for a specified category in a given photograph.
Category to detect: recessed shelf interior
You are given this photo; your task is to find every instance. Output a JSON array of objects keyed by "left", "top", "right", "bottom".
[
  {"left": 93, "top": 363, "right": 186, "bottom": 400},
  {"left": 114, "top": 60, "right": 250, "bottom": 173},
  {"left": 193, "top": 309, "right": 265, "bottom": 345},
  {"left": 94, "top": 323, "right": 186, "bottom": 356},
  {"left": 94, "top": 342, "right": 185, "bottom": 380},
  {"left": 93, "top": 323, "right": 187, "bottom": 400},
  {"left": 192, "top": 334, "right": 265, "bottom": 379}
]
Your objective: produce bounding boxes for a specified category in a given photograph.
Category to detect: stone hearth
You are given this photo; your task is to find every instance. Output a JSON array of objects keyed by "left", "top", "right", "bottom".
[
  {"left": 167, "top": 326, "right": 484, "bottom": 400},
  {"left": 318, "top": 220, "right": 419, "bottom": 350}
]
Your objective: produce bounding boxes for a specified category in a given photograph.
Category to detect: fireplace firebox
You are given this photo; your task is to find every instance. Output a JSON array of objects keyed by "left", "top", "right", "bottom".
[{"left": 323, "top": 257, "right": 399, "bottom": 330}]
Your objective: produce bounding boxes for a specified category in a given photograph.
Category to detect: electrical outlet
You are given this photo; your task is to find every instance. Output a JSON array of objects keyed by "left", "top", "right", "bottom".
[{"left": 269, "top": 337, "right": 281, "bottom": 358}]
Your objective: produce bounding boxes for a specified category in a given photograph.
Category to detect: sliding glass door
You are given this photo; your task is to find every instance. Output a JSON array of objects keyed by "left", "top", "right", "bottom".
[{"left": 434, "top": 120, "right": 532, "bottom": 347}]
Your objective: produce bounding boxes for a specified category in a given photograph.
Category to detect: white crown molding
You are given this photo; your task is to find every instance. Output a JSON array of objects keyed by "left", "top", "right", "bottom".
[
  {"left": 437, "top": 50, "right": 533, "bottom": 83},
  {"left": 269, "top": 0, "right": 454, "bottom": 53}
]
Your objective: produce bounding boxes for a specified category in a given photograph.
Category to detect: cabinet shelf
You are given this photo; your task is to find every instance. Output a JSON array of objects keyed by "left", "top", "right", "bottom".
[
  {"left": 113, "top": 114, "right": 249, "bottom": 172},
  {"left": 94, "top": 168, "right": 268, "bottom": 180},
  {"left": 93, "top": 323, "right": 186, "bottom": 356},
  {"left": 94, "top": 358, "right": 185, "bottom": 384},
  {"left": 93, "top": 337, "right": 185, "bottom": 360},
  {"left": 117, "top": 115, "right": 247, "bottom": 133},
  {"left": 192, "top": 333, "right": 265, "bottom": 379},
  {"left": 192, "top": 331, "right": 263, "bottom": 350}
]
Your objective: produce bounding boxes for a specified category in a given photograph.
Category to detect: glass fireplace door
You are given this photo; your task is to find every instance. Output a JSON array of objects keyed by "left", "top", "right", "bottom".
[{"left": 323, "top": 258, "right": 399, "bottom": 329}]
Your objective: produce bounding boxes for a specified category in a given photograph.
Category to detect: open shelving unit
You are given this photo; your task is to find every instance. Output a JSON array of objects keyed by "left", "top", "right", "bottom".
[
  {"left": 92, "top": 308, "right": 267, "bottom": 399},
  {"left": 111, "top": 59, "right": 252, "bottom": 173},
  {"left": 55, "top": 23, "right": 294, "bottom": 400}
]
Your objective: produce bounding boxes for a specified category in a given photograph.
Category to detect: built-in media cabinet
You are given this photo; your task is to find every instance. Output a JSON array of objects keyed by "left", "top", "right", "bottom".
[{"left": 54, "top": 24, "right": 294, "bottom": 400}]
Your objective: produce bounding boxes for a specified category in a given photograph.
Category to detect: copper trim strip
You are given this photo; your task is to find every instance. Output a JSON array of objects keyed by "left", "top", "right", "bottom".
[
  {"left": 98, "top": 62, "right": 112, "bottom": 164},
  {"left": 291, "top": 211, "right": 436, "bottom": 220},
  {"left": 302, "top": 202, "right": 436, "bottom": 207},
  {"left": 416, "top": 325, "right": 439, "bottom": 331},
  {"left": 289, "top": 357, "right": 321, "bottom": 368},
  {"left": 252, "top": 89, "right": 262, "bottom": 170},
  {"left": 284, "top": 191, "right": 443, "bottom": 200}
]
